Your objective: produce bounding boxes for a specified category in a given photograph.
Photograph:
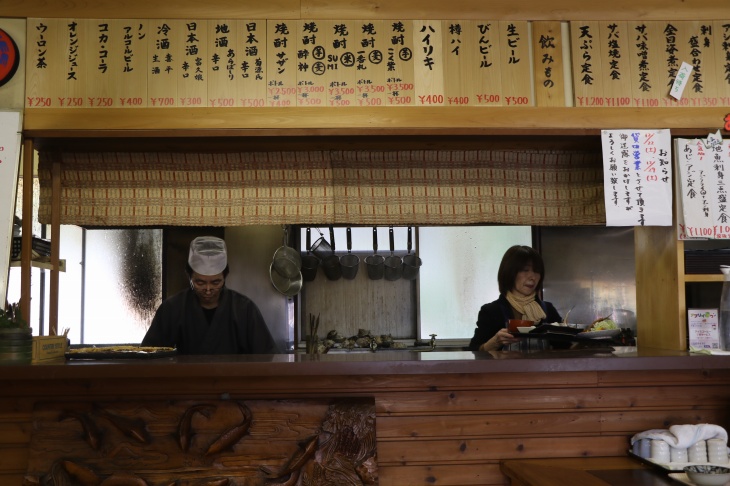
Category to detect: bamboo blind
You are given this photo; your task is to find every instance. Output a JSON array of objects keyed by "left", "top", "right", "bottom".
[{"left": 38, "top": 149, "right": 605, "bottom": 227}]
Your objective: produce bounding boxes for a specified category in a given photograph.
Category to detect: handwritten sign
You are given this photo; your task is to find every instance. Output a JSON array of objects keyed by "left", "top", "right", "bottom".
[
  {"left": 601, "top": 129, "right": 672, "bottom": 226},
  {"left": 676, "top": 138, "right": 730, "bottom": 239},
  {"left": 0, "top": 111, "right": 23, "bottom": 303}
]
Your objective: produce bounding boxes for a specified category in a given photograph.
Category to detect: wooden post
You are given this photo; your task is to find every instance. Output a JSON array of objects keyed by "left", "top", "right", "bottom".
[
  {"left": 49, "top": 160, "right": 61, "bottom": 336},
  {"left": 20, "top": 138, "right": 33, "bottom": 324}
]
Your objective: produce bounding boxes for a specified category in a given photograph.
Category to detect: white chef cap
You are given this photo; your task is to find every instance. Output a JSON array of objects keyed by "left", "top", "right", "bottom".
[{"left": 188, "top": 236, "right": 227, "bottom": 275}]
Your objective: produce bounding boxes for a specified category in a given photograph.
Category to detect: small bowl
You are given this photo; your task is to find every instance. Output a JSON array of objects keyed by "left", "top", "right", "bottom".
[
  {"left": 517, "top": 326, "right": 536, "bottom": 334},
  {"left": 508, "top": 319, "right": 535, "bottom": 332},
  {"left": 684, "top": 465, "right": 730, "bottom": 486}
]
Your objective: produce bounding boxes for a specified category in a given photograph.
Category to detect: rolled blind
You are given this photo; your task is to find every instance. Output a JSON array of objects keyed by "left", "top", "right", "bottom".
[{"left": 38, "top": 149, "right": 604, "bottom": 227}]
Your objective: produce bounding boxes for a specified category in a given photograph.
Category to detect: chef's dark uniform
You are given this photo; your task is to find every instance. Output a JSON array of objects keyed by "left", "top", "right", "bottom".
[{"left": 142, "top": 287, "right": 279, "bottom": 354}]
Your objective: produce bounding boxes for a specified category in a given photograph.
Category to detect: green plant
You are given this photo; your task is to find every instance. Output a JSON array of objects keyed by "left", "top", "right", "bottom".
[{"left": 0, "top": 303, "right": 29, "bottom": 329}]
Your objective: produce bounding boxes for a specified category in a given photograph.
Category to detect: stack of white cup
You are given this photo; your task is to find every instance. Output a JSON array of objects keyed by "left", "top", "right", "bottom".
[
  {"left": 651, "top": 439, "right": 671, "bottom": 463},
  {"left": 707, "top": 438, "right": 729, "bottom": 464},
  {"left": 689, "top": 440, "right": 708, "bottom": 463}
]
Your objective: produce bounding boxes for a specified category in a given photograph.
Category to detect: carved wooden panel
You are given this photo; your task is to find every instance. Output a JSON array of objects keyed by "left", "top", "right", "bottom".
[{"left": 26, "top": 398, "right": 377, "bottom": 485}]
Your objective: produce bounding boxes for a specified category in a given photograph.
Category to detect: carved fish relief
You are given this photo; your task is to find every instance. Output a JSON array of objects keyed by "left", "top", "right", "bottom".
[
  {"left": 93, "top": 404, "right": 151, "bottom": 444},
  {"left": 204, "top": 401, "right": 252, "bottom": 456},
  {"left": 262, "top": 434, "right": 319, "bottom": 480},
  {"left": 61, "top": 460, "right": 101, "bottom": 486},
  {"left": 177, "top": 403, "right": 216, "bottom": 452},
  {"left": 58, "top": 410, "right": 103, "bottom": 451}
]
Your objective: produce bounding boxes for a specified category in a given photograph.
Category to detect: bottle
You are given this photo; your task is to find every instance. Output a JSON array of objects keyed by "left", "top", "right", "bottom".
[{"left": 720, "top": 265, "right": 730, "bottom": 350}]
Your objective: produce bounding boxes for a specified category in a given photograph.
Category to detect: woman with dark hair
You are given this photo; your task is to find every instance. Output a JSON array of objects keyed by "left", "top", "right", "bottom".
[{"left": 468, "top": 245, "right": 562, "bottom": 352}]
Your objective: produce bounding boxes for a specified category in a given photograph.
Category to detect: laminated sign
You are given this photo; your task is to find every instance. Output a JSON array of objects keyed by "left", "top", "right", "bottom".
[
  {"left": 0, "top": 111, "right": 22, "bottom": 302},
  {"left": 601, "top": 129, "right": 672, "bottom": 227},
  {"left": 676, "top": 138, "right": 730, "bottom": 239}
]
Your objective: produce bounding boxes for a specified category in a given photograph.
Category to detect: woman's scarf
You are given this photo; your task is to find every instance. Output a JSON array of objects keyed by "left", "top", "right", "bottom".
[{"left": 505, "top": 290, "right": 547, "bottom": 322}]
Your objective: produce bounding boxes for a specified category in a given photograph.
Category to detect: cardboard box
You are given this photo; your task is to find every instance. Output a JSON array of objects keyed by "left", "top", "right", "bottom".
[{"left": 32, "top": 335, "right": 68, "bottom": 363}]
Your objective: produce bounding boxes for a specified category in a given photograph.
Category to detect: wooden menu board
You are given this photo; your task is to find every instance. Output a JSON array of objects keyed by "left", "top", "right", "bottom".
[
  {"left": 571, "top": 20, "right": 730, "bottom": 108},
  {"left": 354, "top": 20, "right": 387, "bottom": 107},
  {"left": 531, "top": 21, "right": 566, "bottom": 107},
  {"left": 24, "top": 18, "right": 730, "bottom": 110}
]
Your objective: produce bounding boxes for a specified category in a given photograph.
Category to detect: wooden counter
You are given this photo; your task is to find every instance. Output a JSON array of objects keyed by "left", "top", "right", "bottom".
[{"left": 3, "top": 348, "right": 730, "bottom": 485}]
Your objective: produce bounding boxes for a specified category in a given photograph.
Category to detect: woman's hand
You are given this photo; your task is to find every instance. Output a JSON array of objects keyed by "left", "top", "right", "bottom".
[{"left": 479, "top": 328, "right": 521, "bottom": 352}]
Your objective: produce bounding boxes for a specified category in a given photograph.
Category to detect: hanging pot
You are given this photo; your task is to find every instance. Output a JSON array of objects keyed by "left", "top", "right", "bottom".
[
  {"left": 322, "top": 226, "right": 342, "bottom": 281},
  {"left": 310, "top": 227, "right": 333, "bottom": 260},
  {"left": 340, "top": 227, "right": 360, "bottom": 280},
  {"left": 272, "top": 227, "right": 302, "bottom": 279},
  {"left": 365, "top": 227, "right": 385, "bottom": 280},
  {"left": 402, "top": 226, "right": 422, "bottom": 280},
  {"left": 301, "top": 227, "right": 320, "bottom": 282},
  {"left": 384, "top": 226, "right": 402, "bottom": 281}
]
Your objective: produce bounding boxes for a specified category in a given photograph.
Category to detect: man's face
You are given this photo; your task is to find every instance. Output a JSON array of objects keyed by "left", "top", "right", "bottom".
[{"left": 190, "top": 271, "right": 225, "bottom": 308}]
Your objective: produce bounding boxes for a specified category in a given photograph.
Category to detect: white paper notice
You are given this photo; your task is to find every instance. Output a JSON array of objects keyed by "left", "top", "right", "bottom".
[
  {"left": 669, "top": 62, "right": 693, "bottom": 100},
  {"left": 688, "top": 309, "right": 720, "bottom": 350},
  {"left": 601, "top": 129, "right": 673, "bottom": 226},
  {"left": 0, "top": 110, "right": 23, "bottom": 303},
  {"left": 676, "top": 138, "right": 730, "bottom": 239}
]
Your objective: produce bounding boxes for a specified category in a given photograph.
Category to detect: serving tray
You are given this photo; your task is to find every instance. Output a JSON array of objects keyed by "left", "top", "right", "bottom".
[
  {"left": 511, "top": 325, "right": 621, "bottom": 342},
  {"left": 66, "top": 345, "right": 177, "bottom": 360}
]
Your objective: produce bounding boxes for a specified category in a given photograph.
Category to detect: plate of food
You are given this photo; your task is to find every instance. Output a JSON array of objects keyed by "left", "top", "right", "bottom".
[
  {"left": 66, "top": 345, "right": 177, "bottom": 360},
  {"left": 574, "top": 316, "right": 622, "bottom": 340}
]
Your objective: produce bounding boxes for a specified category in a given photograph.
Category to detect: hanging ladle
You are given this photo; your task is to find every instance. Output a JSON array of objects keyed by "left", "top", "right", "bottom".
[
  {"left": 401, "top": 226, "right": 422, "bottom": 280},
  {"left": 384, "top": 226, "right": 402, "bottom": 281},
  {"left": 301, "top": 227, "right": 320, "bottom": 282},
  {"left": 365, "top": 227, "right": 385, "bottom": 280},
  {"left": 321, "top": 226, "right": 342, "bottom": 281},
  {"left": 340, "top": 227, "right": 360, "bottom": 280}
]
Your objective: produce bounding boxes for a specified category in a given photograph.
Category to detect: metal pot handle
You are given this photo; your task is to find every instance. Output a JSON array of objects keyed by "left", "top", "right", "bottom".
[
  {"left": 346, "top": 227, "right": 353, "bottom": 253},
  {"left": 407, "top": 226, "right": 412, "bottom": 254},
  {"left": 329, "top": 226, "right": 336, "bottom": 252},
  {"left": 372, "top": 227, "right": 378, "bottom": 253},
  {"left": 306, "top": 227, "right": 311, "bottom": 253},
  {"left": 389, "top": 226, "right": 395, "bottom": 255}
]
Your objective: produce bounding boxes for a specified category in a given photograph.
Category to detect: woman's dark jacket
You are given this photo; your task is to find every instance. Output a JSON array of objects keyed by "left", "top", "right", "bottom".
[{"left": 468, "top": 294, "right": 562, "bottom": 351}]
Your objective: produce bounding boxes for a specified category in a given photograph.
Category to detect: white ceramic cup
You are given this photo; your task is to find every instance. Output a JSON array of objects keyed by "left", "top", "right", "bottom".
[
  {"left": 651, "top": 439, "right": 671, "bottom": 463},
  {"left": 639, "top": 438, "right": 652, "bottom": 458},
  {"left": 689, "top": 440, "right": 708, "bottom": 463},
  {"left": 707, "top": 438, "right": 729, "bottom": 464},
  {"left": 670, "top": 447, "right": 688, "bottom": 463}
]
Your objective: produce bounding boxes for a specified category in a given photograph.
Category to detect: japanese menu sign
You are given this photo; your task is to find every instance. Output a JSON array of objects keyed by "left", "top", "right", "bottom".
[
  {"left": 601, "top": 129, "right": 672, "bottom": 227},
  {"left": 21, "top": 18, "right": 533, "bottom": 109},
  {"left": 676, "top": 137, "right": 730, "bottom": 239},
  {"left": 571, "top": 21, "right": 730, "bottom": 108}
]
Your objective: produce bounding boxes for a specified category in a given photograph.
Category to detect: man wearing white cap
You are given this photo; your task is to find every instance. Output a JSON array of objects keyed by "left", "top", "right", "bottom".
[{"left": 142, "top": 236, "right": 279, "bottom": 354}]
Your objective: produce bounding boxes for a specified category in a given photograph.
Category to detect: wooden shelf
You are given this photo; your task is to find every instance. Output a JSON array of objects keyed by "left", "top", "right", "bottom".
[
  {"left": 10, "top": 259, "right": 66, "bottom": 272},
  {"left": 683, "top": 274, "right": 725, "bottom": 283}
]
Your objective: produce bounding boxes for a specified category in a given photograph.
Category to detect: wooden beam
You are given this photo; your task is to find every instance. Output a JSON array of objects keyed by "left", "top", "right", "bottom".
[
  {"left": 22, "top": 107, "right": 730, "bottom": 134},
  {"left": 0, "top": 0, "right": 725, "bottom": 21}
]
